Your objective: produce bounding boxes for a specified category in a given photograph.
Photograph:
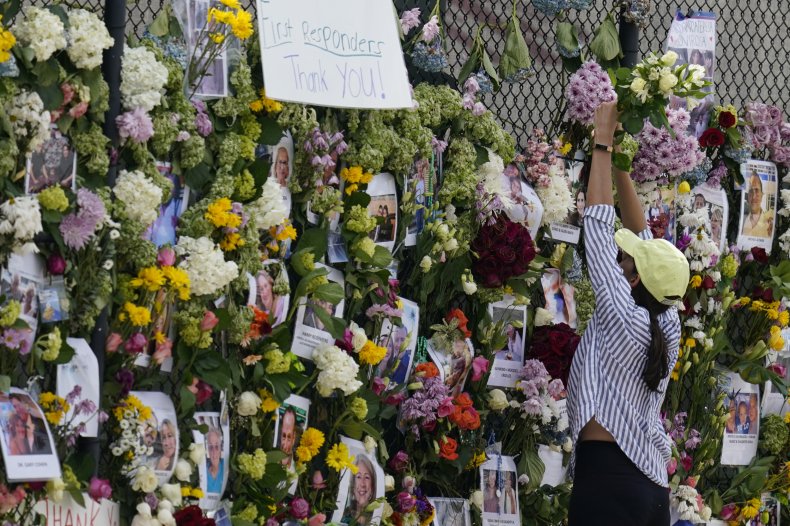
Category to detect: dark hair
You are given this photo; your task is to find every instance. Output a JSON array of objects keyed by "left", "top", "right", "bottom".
[{"left": 631, "top": 282, "right": 671, "bottom": 391}]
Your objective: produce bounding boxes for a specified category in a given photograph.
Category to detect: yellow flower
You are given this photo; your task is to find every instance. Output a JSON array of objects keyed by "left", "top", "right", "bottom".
[
  {"left": 465, "top": 451, "right": 487, "bottom": 470},
  {"left": 359, "top": 340, "right": 387, "bottom": 365},
  {"left": 249, "top": 99, "right": 264, "bottom": 112},
  {"left": 558, "top": 142, "right": 572, "bottom": 156},
  {"left": 219, "top": 0, "right": 240, "bottom": 9},
  {"left": 779, "top": 310, "right": 789, "bottom": 327},
  {"left": 768, "top": 325, "right": 784, "bottom": 351},
  {"left": 296, "top": 428, "right": 325, "bottom": 463},
  {"left": 258, "top": 388, "right": 280, "bottom": 413},
  {"left": 345, "top": 183, "right": 358, "bottom": 195},
  {"left": 205, "top": 198, "right": 241, "bottom": 229},
  {"left": 784, "top": 412, "right": 790, "bottom": 424},
  {"left": 124, "top": 302, "right": 152, "bottom": 326},
  {"left": 191, "top": 488, "right": 204, "bottom": 498},
  {"left": 689, "top": 275, "right": 702, "bottom": 288},
  {"left": 220, "top": 232, "right": 245, "bottom": 251},
  {"left": 275, "top": 222, "right": 297, "bottom": 241},
  {"left": 181, "top": 486, "right": 192, "bottom": 497},
  {"left": 741, "top": 499, "right": 761, "bottom": 520},
  {"left": 153, "top": 331, "right": 167, "bottom": 344},
  {"left": 131, "top": 267, "right": 166, "bottom": 292},
  {"left": 0, "top": 20, "right": 15, "bottom": 64},
  {"left": 739, "top": 297, "right": 751, "bottom": 306},
  {"left": 162, "top": 266, "right": 191, "bottom": 300},
  {"left": 677, "top": 181, "right": 691, "bottom": 194},
  {"left": 208, "top": 8, "right": 234, "bottom": 25},
  {"left": 209, "top": 32, "right": 225, "bottom": 44},
  {"left": 340, "top": 166, "right": 373, "bottom": 185},
  {"left": 230, "top": 9, "right": 253, "bottom": 40},
  {"left": 326, "top": 443, "right": 357, "bottom": 473}
]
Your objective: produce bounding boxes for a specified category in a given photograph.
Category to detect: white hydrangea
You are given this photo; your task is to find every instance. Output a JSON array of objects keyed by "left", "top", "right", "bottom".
[
  {"left": 67, "top": 10, "right": 114, "bottom": 70},
  {"left": 13, "top": 7, "right": 67, "bottom": 62},
  {"left": 248, "top": 177, "right": 288, "bottom": 230},
  {"left": 120, "top": 45, "right": 169, "bottom": 112},
  {"left": 536, "top": 165, "right": 574, "bottom": 226},
  {"left": 113, "top": 170, "right": 163, "bottom": 226},
  {"left": 0, "top": 196, "right": 43, "bottom": 256},
  {"left": 5, "top": 90, "right": 51, "bottom": 153},
  {"left": 312, "top": 344, "right": 362, "bottom": 397},
  {"left": 175, "top": 236, "right": 239, "bottom": 296}
]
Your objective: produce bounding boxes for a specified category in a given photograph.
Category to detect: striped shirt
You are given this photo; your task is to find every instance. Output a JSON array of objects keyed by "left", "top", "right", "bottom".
[{"left": 567, "top": 204, "right": 680, "bottom": 487}]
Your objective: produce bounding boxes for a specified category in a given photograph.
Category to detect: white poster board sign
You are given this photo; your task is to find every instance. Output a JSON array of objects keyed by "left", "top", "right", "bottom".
[
  {"left": 257, "top": 0, "right": 412, "bottom": 109},
  {"left": 720, "top": 372, "right": 760, "bottom": 466},
  {"left": 35, "top": 494, "right": 120, "bottom": 526},
  {"left": 57, "top": 338, "right": 101, "bottom": 437}
]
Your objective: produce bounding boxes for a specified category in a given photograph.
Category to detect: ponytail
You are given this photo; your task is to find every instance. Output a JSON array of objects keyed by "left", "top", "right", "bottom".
[{"left": 631, "top": 282, "right": 671, "bottom": 391}]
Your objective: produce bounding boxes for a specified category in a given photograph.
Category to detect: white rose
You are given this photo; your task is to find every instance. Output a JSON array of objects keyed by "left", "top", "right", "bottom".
[
  {"left": 488, "top": 389, "right": 509, "bottom": 411},
  {"left": 160, "top": 484, "right": 182, "bottom": 507},
  {"left": 363, "top": 435, "right": 377, "bottom": 453},
  {"left": 462, "top": 279, "right": 477, "bottom": 295},
  {"left": 237, "top": 391, "right": 262, "bottom": 416},
  {"left": 350, "top": 322, "right": 368, "bottom": 351},
  {"left": 443, "top": 238, "right": 458, "bottom": 251},
  {"left": 436, "top": 223, "right": 449, "bottom": 239},
  {"left": 173, "top": 459, "right": 192, "bottom": 482},
  {"left": 189, "top": 442, "right": 206, "bottom": 465},
  {"left": 384, "top": 475, "right": 395, "bottom": 492},
  {"left": 629, "top": 77, "right": 647, "bottom": 93},
  {"left": 658, "top": 72, "right": 678, "bottom": 94},
  {"left": 420, "top": 256, "right": 432, "bottom": 273},
  {"left": 660, "top": 50, "right": 678, "bottom": 66},
  {"left": 470, "top": 490, "right": 484, "bottom": 511},
  {"left": 534, "top": 307, "right": 554, "bottom": 327},
  {"left": 382, "top": 502, "right": 394, "bottom": 520},
  {"left": 130, "top": 503, "right": 155, "bottom": 526},
  {"left": 157, "top": 508, "right": 176, "bottom": 526},
  {"left": 132, "top": 466, "right": 159, "bottom": 493}
]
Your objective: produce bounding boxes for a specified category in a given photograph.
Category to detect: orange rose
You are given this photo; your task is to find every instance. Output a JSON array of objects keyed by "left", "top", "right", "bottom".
[
  {"left": 454, "top": 393, "right": 473, "bottom": 409},
  {"left": 439, "top": 436, "right": 459, "bottom": 460},
  {"left": 445, "top": 309, "right": 472, "bottom": 339},
  {"left": 415, "top": 362, "right": 440, "bottom": 378}
]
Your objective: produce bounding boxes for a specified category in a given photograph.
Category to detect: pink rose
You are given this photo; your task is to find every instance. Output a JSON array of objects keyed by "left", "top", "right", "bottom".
[
  {"left": 200, "top": 311, "right": 219, "bottom": 331},
  {"left": 88, "top": 477, "right": 112, "bottom": 501},
  {"left": 471, "top": 356, "right": 489, "bottom": 382},
  {"left": 290, "top": 497, "right": 310, "bottom": 520},
  {"left": 47, "top": 253, "right": 67, "bottom": 275},
  {"left": 397, "top": 491, "right": 416, "bottom": 512},
  {"left": 157, "top": 246, "right": 176, "bottom": 267},
  {"left": 153, "top": 339, "right": 173, "bottom": 364},
  {"left": 666, "top": 457, "right": 677, "bottom": 475},
  {"left": 105, "top": 332, "right": 123, "bottom": 353},
  {"left": 384, "top": 392, "right": 406, "bottom": 406},
  {"left": 388, "top": 450, "right": 409, "bottom": 473},
  {"left": 60, "top": 83, "right": 75, "bottom": 105},
  {"left": 720, "top": 503, "right": 738, "bottom": 520},
  {"left": 437, "top": 396, "right": 455, "bottom": 418},
  {"left": 123, "top": 332, "right": 147, "bottom": 354},
  {"left": 680, "top": 452, "right": 693, "bottom": 473},
  {"left": 372, "top": 377, "right": 386, "bottom": 395}
]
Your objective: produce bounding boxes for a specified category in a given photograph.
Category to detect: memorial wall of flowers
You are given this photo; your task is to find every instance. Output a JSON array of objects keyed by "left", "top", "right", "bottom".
[{"left": 0, "top": 0, "right": 787, "bottom": 525}]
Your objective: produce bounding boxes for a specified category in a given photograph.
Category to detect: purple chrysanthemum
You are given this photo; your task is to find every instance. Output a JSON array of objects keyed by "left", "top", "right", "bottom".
[
  {"left": 565, "top": 61, "right": 616, "bottom": 126},
  {"left": 76, "top": 188, "right": 107, "bottom": 225},
  {"left": 60, "top": 213, "right": 95, "bottom": 250}
]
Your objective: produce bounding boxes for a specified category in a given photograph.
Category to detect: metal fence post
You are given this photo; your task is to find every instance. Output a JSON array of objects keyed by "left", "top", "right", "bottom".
[{"left": 618, "top": 8, "right": 640, "bottom": 68}]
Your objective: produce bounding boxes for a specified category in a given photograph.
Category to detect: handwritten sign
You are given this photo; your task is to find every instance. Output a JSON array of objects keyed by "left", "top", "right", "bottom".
[
  {"left": 34, "top": 494, "right": 120, "bottom": 526},
  {"left": 257, "top": 0, "right": 412, "bottom": 109}
]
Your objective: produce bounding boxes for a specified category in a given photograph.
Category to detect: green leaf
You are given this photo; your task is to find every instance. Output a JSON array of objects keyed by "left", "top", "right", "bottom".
[
  {"left": 521, "top": 448, "right": 545, "bottom": 492},
  {"left": 183, "top": 163, "right": 213, "bottom": 192},
  {"left": 68, "top": 489, "right": 85, "bottom": 508},
  {"left": 179, "top": 385, "right": 196, "bottom": 416},
  {"left": 259, "top": 117, "right": 284, "bottom": 145},
  {"left": 312, "top": 306, "right": 346, "bottom": 340},
  {"left": 148, "top": 7, "right": 171, "bottom": 37},
  {"left": 52, "top": 340, "right": 75, "bottom": 365},
  {"left": 458, "top": 51, "right": 480, "bottom": 86},
  {"left": 499, "top": 15, "right": 532, "bottom": 81},
  {"left": 555, "top": 22, "right": 580, "bottom": 58},
  {"left": 612, "top": 152, "right": 632, "bottom": 172},
  {"left": 589, "top": 14, "right": 622, "bottom": 62},
  {"left": 32, "top": 59, "right": 59, "bottom": 87},
  {"left": 622, "top": 114, "right": 644, "bottom": 135},
  {"left": 0, "top": 375, "right": 10, "bottom": 392},
  {"left": 312, "top": 282, "right": 344, "bottom": 305},
  {"left": 295, "top": 227, "right": 329, "bottom": 263},
  {"left": 38, "top": 83, "right": 64, "bottom": 110},
  {"left": 481, "top": 49, "right": 501, "bottom": 89}
]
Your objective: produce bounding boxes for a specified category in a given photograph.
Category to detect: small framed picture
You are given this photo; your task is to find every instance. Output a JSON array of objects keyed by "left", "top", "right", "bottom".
[
  {"left": 132, "top": 391, "right": 179, "bottom": 485},
  {"left": 428, "top": 498, "right": 470, "bottom": 526},
  {"left": 25, "top": 127, "right": 77, "bottom": 195}
]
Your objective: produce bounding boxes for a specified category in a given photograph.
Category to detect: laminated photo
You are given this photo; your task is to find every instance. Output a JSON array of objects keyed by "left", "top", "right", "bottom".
[
  {"left": 737, "top": 160, "right": 777, "bottom": 253},
  {"left": 367, "top": 172, "right": 398, "bottom": 252},
  {"left": 720, "top": 372, "right": 760, "bottom": 466},
  {"left": 480, "top": 455, "right": 519, "bottom": 526},
  {"left": 132, "top": 391, "right": 179, "bottom": 485},
  {"left": 24, "top": 127, "right": 77, "bottom": 195},
  {"left": 193, "top": 411, "right": 230, "bottom": 510},
  {"left": 643, "top": 184, "right": 677, "bottom": 244},
  {"left": 487, "top": 296, "right": 527, "bottom": 389},
  {"left": 427, "top": 338, "right": 475, "bottom": 397},
  {"left": 273, "top": 394, "right": 310, "bottom": 494},
  {"left": 307, "top": 154, "right": 342, "bottom": 228},
  {"left": 690, "top": 181, "right": 729, "bottom": 252},
  {"left": 269, "top": 132, "right": 295, "bottom": 216},
  {"left": 428, "top": 498, "right": 470, "bottom": 526},
  {"left": 56, "top": 338, "right": 100, "bottom": 438},
  {"left": 405, "top": 157, "right": 433, "bottom": 247},
  {"left": 144, "top": 162, "right": 190, "bottom": 248},
  {"left": 247, "top": 260, "right": 290, "bottom": 327},
  {"left": 292, "top": 263, "right": 345, "bottom": 360},
  {"left": 332, "top": 436, "right": 385, "bottom": 526},
  {"left": 502, "top": 169, "right": 543, "bottom": 239},
  {"left": 0, "top": 388, "right": 61, "bottom": 482},
  {"left": 38, "top": 278, "right": 69, "bottom": 323},
  {"left": 745, "top": 494, "right": 780, "bottom": 526},
  {"left": 1, "top": 253, "right": 46, "bottom": 355},
  {"left": 186, "top": 0, "right": 228, "bottom": 98},
  {"left": 376, "top": 297, "right": 419, "bottom": 387},
  {"left": 761, "top": 351, "right": 789, "bottom": 417},
  {"left": 541, "top": 269, "right": 577, "bottom": 328},
  {"left": 135, "top": 287, "right": 175, "bottom": 372}
]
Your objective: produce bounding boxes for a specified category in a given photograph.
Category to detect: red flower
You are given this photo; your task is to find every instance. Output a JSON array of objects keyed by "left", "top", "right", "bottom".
[
  {"left": 699, "top": 128, "right": 725, "bottom": 148},
  {"left": 701, "top": 276, "right": 715, "bottom": 290},
  {"left": 528, "top": 323, "right": 580, "bottom": 385},
  {"left": 718, "top": 111, "right": 736, "bottom": 128},
  {"left": 445, "top": 309, "right": 472, "bottom": 339},
  {"left": 174, "top": 505, "right": 215, "bottom": 526},
  {"left": 471, "top": 214, "right": 537, "bottom": 288},
  {"left": 439, "top": 436, "right": 459, "bottom": 460},
  {"left": 750, "top": 247, "right": 769, "bottom": 264}
]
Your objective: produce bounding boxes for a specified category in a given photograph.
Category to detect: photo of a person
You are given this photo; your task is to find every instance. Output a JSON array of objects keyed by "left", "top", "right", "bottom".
[
  {"left": 491, "top": 308, "right": 524, "bottom": 362},
  {"left": 408, "top": 158, "right": 429, "bottom": 236},
  {"left": 724, "top": 397, "right": 736, "bottom": 434},
  {"left": 482, "top": 470, "right": 499, "bottom": 513},
  {"left": 278, "top": 408, "right": 297, "bottom": 470},
  {"left": 735, "top": 400, "right": 751, "bottom": 434},
  {"left": 502, "top": 171, "right": 543, "bottom": 237},
  {"left": 302, "top": 298, "right": 335, "bottom": 331},
  {"left": 251, "top": 268, "right": 288, "bottom": 327},
  {"left": 25, "top": 128, "right": 76, "bottom": 195},
  {"left": 542, "top": 269, "right": 577, "bottom": 328},
  {"left": 379, "top": 326, "right": 408, "bottom": 376},
  {"left": 710, "top": 207, "right": 724, "bottom": 248},
  {"left": 693, "top": 193, "right": 707, "bottom": 212},
  {"left": 145, "top": 164, "right": 188, "bottom": 248},
  {"left": 342, "top": 455, "right": 376, "bottom": 526},
  {"left": 429, "top": 498, "right": 470, "bottom": 526},
  {"left": 568, "top": 188, "right": 586, "bottom": 227},
  {"left": 376, "top": 298, "right": 418, "bottom": 387},
  {"left": 741, "top": 170, "right": 774, "bottom": 237},
  {"left": 5, "top": 393, "right": 52, "bottom": 455},
  {"left": 689, "top": 48, "right": 704, "bottom": 66},
  {"left": 273, "top": 146, "right": 290, "bottom": 187},
  {"left": 703, "top": 50, "right": 714, "bottom": 77},
  {"left": 155, "top": 419, "right": 177, "bottom": 471},
  {"left": 446, "top": 339, "right": 473, "bottom": 396},
  {"left": 203, "top": 426, "right": 224, "bottom": 494},
  {"left": 368, "top": 197, "right": 397, "bottom": 243},
  {"left": 499, "top": 472, "right": 517, "bottom": 515}
]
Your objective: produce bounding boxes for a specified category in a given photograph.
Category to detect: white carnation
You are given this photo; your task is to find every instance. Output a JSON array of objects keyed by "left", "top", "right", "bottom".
[
  {"left": 173, "top": 459, "right": 192, "bottom": 482},
  {"left": 67, "top": 10, "right": 114, "bottom": 70},
  {"left": 132, "top": 466, "right": 159, "bottom": 493},
  {"left": 779, "top": 189, "right": 790, "bottom": 217},
  {"left": 248, "top": 177, "right": 288, "bottom": 230},
  {"left": 0, "top": 196, "right": 43, "bottom": 241},
  {"left": 313, "top": 344, "right": 362, "bottom": 397},
  {"left": 5, "top": 90, "right": 51, "bottom": 153},
  {"left": 13, "top": 7, "right": 66, "bottom": 62},
  {"left": 157, "top": 508, "right": 176, "bottom": 526},
  {"left": 237, "top": 391, "right": 262, "bottom": 416},
  {"left": 175, "top": 236, "right": 239, "bottom": 296},
  {"left": 120, "top": 45, "right": 169, "bottom": 111},
  {"left": 113, "top": 170, "right": 163, "bottom": 226},
  {"left": 536, "top": 166, "right": 574, "bottom": 226},
  {"left": 534, "top": 307, "right": 554, "bottom": 327}
]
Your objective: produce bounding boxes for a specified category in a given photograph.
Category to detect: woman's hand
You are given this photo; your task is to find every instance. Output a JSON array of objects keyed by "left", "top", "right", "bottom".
[{"left": 593, "top": 100, "right": 619, "bottom": 145}]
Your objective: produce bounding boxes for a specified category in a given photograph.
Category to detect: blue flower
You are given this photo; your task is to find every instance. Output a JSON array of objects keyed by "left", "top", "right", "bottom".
[{"left": 411, "top": 38, "right": 449, "bottom": 73}]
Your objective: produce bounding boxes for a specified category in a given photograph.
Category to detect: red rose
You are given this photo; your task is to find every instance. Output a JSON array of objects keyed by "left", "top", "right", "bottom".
[
  {"left": 174, "top": 505, "right": 215, "bottom": 526},
  {"left": 445, "top": 309, "right": 472, "bottom": 338},
  {"left": 750, "top": 247, "right": 769, "bottom": 264},
  {"left": 439, "top": 436, "right": 459, "bottom": 460},
  {"left": 699, "top": 128, "right": 725, "bottom": 148},
  {"left": 701, "top": 276, "right": 715, "bottom": 290},
  {"left": 718, "top": 111, "right": 736, "bottom": 128}
]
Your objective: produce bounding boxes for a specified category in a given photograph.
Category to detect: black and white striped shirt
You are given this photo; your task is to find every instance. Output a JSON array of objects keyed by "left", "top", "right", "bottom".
[{"left": 567, "top": 204, "right": 680, "bottom": 487}]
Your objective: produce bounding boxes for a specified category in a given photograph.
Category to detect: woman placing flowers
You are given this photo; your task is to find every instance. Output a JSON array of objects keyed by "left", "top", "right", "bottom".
[{"left": 566, "top": 100, "right": 689, "bottom": 525}]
